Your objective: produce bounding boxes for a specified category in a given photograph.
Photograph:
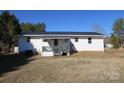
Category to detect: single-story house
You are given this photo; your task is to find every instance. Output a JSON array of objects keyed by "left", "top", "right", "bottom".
[{"left": 19, "top": 31, "right": 104, "bottom": 56}]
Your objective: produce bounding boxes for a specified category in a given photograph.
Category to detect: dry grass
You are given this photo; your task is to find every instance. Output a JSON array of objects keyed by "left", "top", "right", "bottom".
[{"left": 0, "top": 49, "right": 124, "bottom": 83}]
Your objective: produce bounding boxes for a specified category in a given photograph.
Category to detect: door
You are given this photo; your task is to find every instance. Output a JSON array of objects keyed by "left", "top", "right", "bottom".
[
  {"left": 54, "top": 39, "right": 58, "bottom": 46},
  {"left": 53, "top": 39, "right": 60, "bottom": 55},
  {"left": 61, "top": 39, "right": 70, "bottom": 53}
]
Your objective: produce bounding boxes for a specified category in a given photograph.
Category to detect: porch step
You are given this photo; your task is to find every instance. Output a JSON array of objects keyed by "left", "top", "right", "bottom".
[{"left": 54, "top": 52, "right": 61, "bottom": 56}]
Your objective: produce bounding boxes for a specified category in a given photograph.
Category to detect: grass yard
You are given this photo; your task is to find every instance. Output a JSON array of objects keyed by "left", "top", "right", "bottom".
[{"left": 0, "top": 49, "right": 124, "bottom": 83}]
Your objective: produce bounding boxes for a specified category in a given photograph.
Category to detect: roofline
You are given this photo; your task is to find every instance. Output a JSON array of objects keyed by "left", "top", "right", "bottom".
[{"left": 21, "top": 34, "right": 104, "bottom": 37}]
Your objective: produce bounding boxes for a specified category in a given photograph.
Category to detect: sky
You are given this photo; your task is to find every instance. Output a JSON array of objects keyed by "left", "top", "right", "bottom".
[{"left": 1, "top": 10, "right": 124, "bottom": 35}]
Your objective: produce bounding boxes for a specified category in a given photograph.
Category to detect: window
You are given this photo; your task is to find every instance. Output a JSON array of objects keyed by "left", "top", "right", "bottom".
[
  {"left": 75, "top": 38, "right": 78, "bottom": 42},
  {"left": 43, "top": 39, "right": 47, "bottom": 42},
  {"left": 54, "top": 39, "right": 58, "bottom": 46},
  {"left": 88, "top": 37, "right": 92, "bottom": 44},
  {"left": 27, "top": 37, "right": 31, "bottom": 43}
]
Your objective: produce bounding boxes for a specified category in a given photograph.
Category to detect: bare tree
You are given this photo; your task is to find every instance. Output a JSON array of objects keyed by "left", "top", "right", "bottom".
[{"left": 91, "top": 24, "right": 105, "bottom": 34}]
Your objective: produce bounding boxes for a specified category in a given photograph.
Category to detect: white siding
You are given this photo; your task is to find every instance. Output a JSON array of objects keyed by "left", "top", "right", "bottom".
[
  {"left": 19, "top": 37, "right": 42, "bottom": 54},
  {"left": 70, "top": 37, "right": 104, "bottom": 51},
  {"left": 19, "top": 36, "right": 104, "bottom": 56}
]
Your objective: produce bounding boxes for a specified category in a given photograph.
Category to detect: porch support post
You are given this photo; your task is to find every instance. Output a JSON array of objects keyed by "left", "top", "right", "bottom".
[
  {"left": 67, "top": 52, "right": 70, "bottom": 56},
  {"left": 67, "top": 38, "right": 71, "bottom": 56}
]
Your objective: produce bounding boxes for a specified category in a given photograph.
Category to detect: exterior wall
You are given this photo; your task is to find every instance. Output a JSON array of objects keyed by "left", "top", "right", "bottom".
[
  {"left": 41, "top": 39, "right": 54, "bottom": 56},
  {"left": 19, "top": 35, "right": 104, "bottom": 56},
  {"left": 70, "top": 37, "right": 104, "bottom": 51},
  {"left": 19, "top": 36, "right": 42, "bottom": 54},
  {"left": 41, "top": 39, "right": 70, "bottom": 56}
]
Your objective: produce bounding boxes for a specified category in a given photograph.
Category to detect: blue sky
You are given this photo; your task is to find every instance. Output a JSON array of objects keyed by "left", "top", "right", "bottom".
[{"left": 1, "top": 10, "right": 124, "bottom": 35}]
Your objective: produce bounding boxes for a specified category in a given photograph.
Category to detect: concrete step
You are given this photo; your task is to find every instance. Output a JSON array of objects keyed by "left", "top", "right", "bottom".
[{"left": 54, "top": 52, "right": 61, "bottom": 56}]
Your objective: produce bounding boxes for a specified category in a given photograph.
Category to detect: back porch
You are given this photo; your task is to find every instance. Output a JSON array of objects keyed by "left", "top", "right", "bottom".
[{"left": 41, "top": 38, "right": 71, "bottom": 56}]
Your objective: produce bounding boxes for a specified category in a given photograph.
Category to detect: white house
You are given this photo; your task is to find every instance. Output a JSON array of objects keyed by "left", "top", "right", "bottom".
[{"left": 19, "top": 31, "right": 104, "bottom": 56}]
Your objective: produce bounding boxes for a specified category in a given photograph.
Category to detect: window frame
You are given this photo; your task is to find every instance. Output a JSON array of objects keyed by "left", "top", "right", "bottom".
[
  {"left": 75, "top": 37, "right": 78, "bottom": 42},
  {"left": 43, "top": 39, "right": 47, "bottom": 42},
  {"left": 88, "top": 37, "right": 92, "bottom": 44},
  {"left": 27, "top": 37, "right": 31, "bottom": 43},
  {"left": 54, "top": 39, "right": 58, "bottom": 46}
]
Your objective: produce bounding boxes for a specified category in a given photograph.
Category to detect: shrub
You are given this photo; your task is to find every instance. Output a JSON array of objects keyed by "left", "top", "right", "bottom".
[
  {"left": 25, "top": 50, "right": 34, "bottom": 55},
  {"left": 110, "top": 34, "right": 120, "bottom": 48}
]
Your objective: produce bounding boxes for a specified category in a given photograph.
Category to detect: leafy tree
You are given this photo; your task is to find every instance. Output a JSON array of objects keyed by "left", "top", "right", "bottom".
[
  {"left": 0, "top": 19, "right": 4, "bottom": 40},
  {"left": 35, "top": 23, "right": 46, "bottom": 31},
  {"left": 21, "top": 23, "right": 31, "bottom": 31},
  {"left": 21, "top": 23, "right": 46, "bottom": 32},
  {"left": 110, "top": 33, "right": 120, "bottom": 48},
  {"left": 0, "top": 11, "right": 21, "bottom": 50},
  {"left": 113, "top": 18, "right": 124, "bottom": 32},
  {"left": 112, "top": 18, "right": 124, "bottom": 47}
]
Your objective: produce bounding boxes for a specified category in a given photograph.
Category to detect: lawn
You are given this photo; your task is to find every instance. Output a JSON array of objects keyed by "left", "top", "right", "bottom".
[{"left": 0, "top": 49, "right": 124, "bottom": 83}]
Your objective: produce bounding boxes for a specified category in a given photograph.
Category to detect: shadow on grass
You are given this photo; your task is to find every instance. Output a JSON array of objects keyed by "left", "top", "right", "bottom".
[{"left": 0, "top": 53, "right": 33, "bottom": 77}]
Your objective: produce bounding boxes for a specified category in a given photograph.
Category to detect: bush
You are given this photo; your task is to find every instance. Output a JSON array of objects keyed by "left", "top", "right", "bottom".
[
  {"left": 25, "top": 50, "right": 34, "bottom": 55},
  {"left": 110, "top": 34, "right": 120, "bottom": 48},
  {"left": 0, "top": 47, "right": 2, "bottom": 52}
]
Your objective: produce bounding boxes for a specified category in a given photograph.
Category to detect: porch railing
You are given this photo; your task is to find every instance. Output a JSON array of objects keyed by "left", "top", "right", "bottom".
[
  {"left": 42, "top": 46, "right": 53, "bottom": 52},
  {"left": 42, "top": 46, "right": 70, "bottom": 53}
]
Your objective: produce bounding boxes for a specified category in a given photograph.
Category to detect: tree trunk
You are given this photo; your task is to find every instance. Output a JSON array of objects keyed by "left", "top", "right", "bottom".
[
  {"left": 8, "top": 38, "right": 12, "bottom": 52},
  {"left": 122, "top": 41, "right": 124, "bottom": 48}
]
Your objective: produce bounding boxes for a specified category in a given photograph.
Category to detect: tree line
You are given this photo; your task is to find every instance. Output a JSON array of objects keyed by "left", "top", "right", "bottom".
[
  {"left": 0, "top": 11, "right": 46, "bottom": 52},
  {"left": 21, "top": 23, "right": 46, "bottom": 32}
]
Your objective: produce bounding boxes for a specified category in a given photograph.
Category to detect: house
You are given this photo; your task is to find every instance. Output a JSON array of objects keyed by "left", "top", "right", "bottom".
[{"left": 19, "top": 31, "right": 104, "bottom": 56}]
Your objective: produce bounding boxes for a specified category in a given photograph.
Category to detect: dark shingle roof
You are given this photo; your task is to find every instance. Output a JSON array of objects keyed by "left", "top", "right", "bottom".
[{"left": 21, "top": 31, "right": 104, "bottom": 36}]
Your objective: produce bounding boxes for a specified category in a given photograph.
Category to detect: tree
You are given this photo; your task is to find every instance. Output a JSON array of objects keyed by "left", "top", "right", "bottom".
[
  {"left": 21, "top": 23, "right": 46, "bottom": 32},
  {"left": 35, "top": 23, "right": 46, "bottom": 31},
  {"left": 110, "top": 33, "right": 120, "bottom": 48},
  {"left": 0, "top": 11, "right": 21, "bottom": 51},
  {"left": 92, "top": 24, "right": 105, "bottom": 34},
  {"left": 113, "top": 18, "right": 124, "bottom": 32},
  {"left": 0, "top": 18, "right": 4, "bottom": 40},
  {"left": 21, "top": 23, "right": 32, "bottom": 31},
  {"left": 112, "top": 18, "right": 124, "bottom": 47}
]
